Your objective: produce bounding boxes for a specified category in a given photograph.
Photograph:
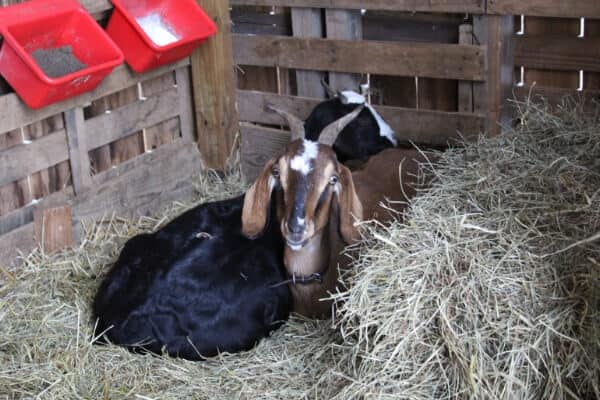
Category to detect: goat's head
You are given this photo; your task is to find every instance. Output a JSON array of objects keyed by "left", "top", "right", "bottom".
[{"left": 242, "top": 106, "right": 364, "bottom": 250}]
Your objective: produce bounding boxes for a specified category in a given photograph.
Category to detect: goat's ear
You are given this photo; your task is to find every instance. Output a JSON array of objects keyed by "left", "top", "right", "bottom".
[
  {"left": 336, "top": 165, "right": 363, "bottom": 244},
  {"left": 242, "top": 159, "right": 276, "bottom": 238}
]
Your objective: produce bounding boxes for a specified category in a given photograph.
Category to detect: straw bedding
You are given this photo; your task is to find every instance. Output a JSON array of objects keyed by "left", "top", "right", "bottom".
[{"left": 1, "top": 98, "right": 598, "bottom": 399}]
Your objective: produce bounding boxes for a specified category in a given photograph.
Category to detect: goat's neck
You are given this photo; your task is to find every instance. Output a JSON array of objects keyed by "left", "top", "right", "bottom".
[{"left": 283, "top": 219, "right": 344, "bottom": 318}]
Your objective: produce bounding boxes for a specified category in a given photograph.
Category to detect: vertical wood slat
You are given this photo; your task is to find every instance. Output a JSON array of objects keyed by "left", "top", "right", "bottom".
[
  {"left": 458, "top": 24, "right": 474, "bottom": 113},
  {"left": 33, "top": 205, "right": 73, "bottom": 254},
  {"left": 473, "top": 15, "right": 515, "bottom": 135},
  {"left": 291, "top": 8, "right": 327, "bottom": 98},
  {"left": 64, "top": 108, "right": 92, "bottom": 194},
  {"left": 325, "top": 9, "right": 363, "bottom": 91},
  {"left": 175, "top": 67, "right": 196, "bottom": 143},
  {"left": 192, "top": 0, "right": 238, "bottom": 170}
]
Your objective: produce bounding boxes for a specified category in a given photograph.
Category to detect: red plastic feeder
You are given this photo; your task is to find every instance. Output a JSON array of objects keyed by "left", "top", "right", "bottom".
[
  {"left": 106, "top": 0, "right": 217, "bottom": 73},
  {"left": 0, "top": 0, "right": 124, "bottom": 109}
]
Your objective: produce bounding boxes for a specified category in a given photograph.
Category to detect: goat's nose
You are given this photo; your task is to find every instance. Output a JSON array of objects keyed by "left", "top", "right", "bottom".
[{"left": 285, "top": 220, "right": 304, "bottom": 235}]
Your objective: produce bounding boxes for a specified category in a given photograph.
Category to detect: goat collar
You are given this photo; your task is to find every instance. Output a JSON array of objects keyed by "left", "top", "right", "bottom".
[{"left": 270, "top": 263, "right": 329, "bottom": 288}]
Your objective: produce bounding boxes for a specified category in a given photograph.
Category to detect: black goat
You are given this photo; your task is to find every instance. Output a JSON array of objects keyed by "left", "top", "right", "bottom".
[
  {"left": 92, "top": 194, "right": 291, "bottom": 360},
  {"left": 304, "top": 89, "right": 397, "bottom": 162}
]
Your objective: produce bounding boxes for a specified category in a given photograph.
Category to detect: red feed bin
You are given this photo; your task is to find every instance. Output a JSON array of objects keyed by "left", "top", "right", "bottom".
[
  {"left": 106, "top": 0, "right": 217, "bottom": 73},
  {"left": 0, "top": 0, "right": 124, "bottom": 109}
]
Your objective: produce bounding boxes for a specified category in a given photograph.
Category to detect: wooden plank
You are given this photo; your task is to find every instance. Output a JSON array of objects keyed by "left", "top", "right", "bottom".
[
  {"left": 515, "top": 35, "right": 600, "bottom": 73},
  {"left": 363, "top": 11, "right": 461, "bottom": 44},
  {"left": 231, "top": 6, "right": 291, "bottom": 36},
  {"left": 291, "top": 8, "right": 327, "bottom": 98},
  {"left": 64, "top": 108, "right": 93, "bottom": 194},
  {"left": 237, "top": 90, "right": 485, "bottom": 144},
  {"left": 0, "top": 189, "right": 74, "bottom": 236},
  {"left": 0, "top": 58, "right": 190, "bottom": 136},
  {"left": 72, "top": 141, "right": 203, "bottom": 240},
  {"left": 233, "top": 34, "right": 486, "bottom": 81},
  {"left": 34, "top": 205, "right": 73, "bottom": 254},
  {"left": 175, "top": 68, "right": 196, "bottom": 143},
  {"left": 458, "top": 24, "right": 474, "bottom": 113},
  {"left": 241, "top": 122, "right": 290, "bottom": 181},
  {"left": 229, "top": 0, "right": 485, "bottom": 13},
  {"left": 0, "top": 130, "right": 69, "bottom": 187},
  {"left": 0, "top": 129, "right": 27, "bottom": 216},
  {"left": 79, "top": 0, "right": 112, "bottom": 15},
  {"left": 0, "top": 223, "right": 35, "bottom": 268},
  {"left": 487, "top": 0, "right": 600, "bottom": 19},
  {"left": 473, "top": 15, "right": 514, "bottom": 135},
  {"left": 325, "top": 9, "right": 362, "bottom": 91},
  {"left": 85, "top": 87, "right": 181, "bottom": 150},
  {"left": 191, "top": 0, "right": 238, "bottom": 170}
]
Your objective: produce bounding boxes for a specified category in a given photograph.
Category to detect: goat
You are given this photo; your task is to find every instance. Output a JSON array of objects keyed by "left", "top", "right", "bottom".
[
  {"left": 92, "top": 194, "right": 291, "bottom": 360},
  {"left": 304, "top": 81, "right": 397, "bottom": 162},
  {"left": 242, "top": 106, "right": 431, "bottom": 318}
]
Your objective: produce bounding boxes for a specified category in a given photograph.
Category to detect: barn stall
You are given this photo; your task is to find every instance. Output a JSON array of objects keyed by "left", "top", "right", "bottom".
[{"left": 0, "top": 0, "right": 599, "bottom": 399}]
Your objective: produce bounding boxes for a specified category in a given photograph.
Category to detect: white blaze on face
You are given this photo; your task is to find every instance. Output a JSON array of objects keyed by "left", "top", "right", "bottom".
[{"left": 290, "top": 140, "right": 319, "bottom": 176}]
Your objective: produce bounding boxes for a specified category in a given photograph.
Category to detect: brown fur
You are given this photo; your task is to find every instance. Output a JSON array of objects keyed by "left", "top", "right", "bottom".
[{"left": 242, "top": 141, "right": 432, "bottom": 318}]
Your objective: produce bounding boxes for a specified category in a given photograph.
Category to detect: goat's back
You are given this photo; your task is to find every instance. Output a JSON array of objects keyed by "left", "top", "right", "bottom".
[
  {"left": 352, "top": 148, "right": 431, "bottom": 222},
  {"left": 92, "top": 195, "right": 291, "bottom": 360}
]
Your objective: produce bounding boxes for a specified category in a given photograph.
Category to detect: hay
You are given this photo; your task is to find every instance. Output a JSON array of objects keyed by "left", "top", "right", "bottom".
[
  {"left": 1, "top": 98, "right": 599, "bottom": 399},
  {"left": 332, "top": 97, "right": 600, "bottom": 399}
]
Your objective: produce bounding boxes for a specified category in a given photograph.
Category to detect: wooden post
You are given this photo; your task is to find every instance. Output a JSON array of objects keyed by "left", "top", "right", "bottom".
[
  {"left": 191, "top": 0, "right": 238, "bottom": 170},
  {"left": 473, "top": 15, "right": 515, "bottom": 135},
  {"left": 458, "top": 24, "right": 474, "bottom": 113},
  {"left": 64, "top": 107, "right": 93, "bottom": 194},
  {"left": 325, "top": 9, "right": 363, "bottom": 92},
  {"left": 34, "top": 205, "right": 73, "bottom": 254},
  {"left": 291, "top": 8, "right": 327, "bottom": 98}
]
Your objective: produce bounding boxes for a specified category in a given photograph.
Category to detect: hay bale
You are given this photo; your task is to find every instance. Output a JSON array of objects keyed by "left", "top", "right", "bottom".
[
  {"left": 0, "top": 98, "right": 598, "bottom": 399},
  {"left": 333, "top": 98, "right": 600, "bottom": 399}
]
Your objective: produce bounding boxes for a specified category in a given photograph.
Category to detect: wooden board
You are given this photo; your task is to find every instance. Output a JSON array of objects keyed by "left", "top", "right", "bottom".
[
  {"left": 229, "top": 0, "right": 485, "bottom": 13},
  {"left": 291, "top": 8, "right": 327, "bottom": 98},
  {"left": 241, "top": 122, "right": 290, "bottom": 180},
  {"left": 325, "top": 9, "right": 362, "bottom": 91},
  {"left": 237, "top": 90, "right": 485, "bottom": 144},
  {"left": 0, "top": 223, "right": 35, "bottom": 268},
  {"left": 34, "top": 205, "right": 73, "bottom": 254},
  {"left": 487, "top": 0, "right": 600, "bottom": 19},
  {"left": 515, "top": 35, "right": 600, "bottom": 72},
  {"left": 0, "top": 59, "right": 190, "bottom": 136},
  {"left": 233, "top": 34, "right": 486, "bottom": 81}
]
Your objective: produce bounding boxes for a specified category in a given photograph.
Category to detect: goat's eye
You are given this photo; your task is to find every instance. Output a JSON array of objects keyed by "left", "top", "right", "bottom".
[
  {"left": 272, "top": 166, "right": 280, "bottom": 178},
  {"left": 329, "top": 175, "right": 339, "bottom": 185}
]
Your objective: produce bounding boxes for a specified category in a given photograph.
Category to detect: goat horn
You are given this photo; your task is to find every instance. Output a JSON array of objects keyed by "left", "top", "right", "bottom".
[
  {"left": 318, "top": 105, "right": 364, "bottom": 147},
  {"left": 267, "top": 105, "right": 306, "bottom": 142},
  {"left": 320, "top": 78, "right": 337, "bottom": 99}
]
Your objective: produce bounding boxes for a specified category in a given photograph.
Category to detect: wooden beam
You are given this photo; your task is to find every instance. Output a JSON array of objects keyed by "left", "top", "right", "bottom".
[
  {"left": 325, "top": 9, "right": 362, "bottom": 91},
  {"left": 487, "top": 0, "right": 600, "bottom": 19},
  {"left": 458, "top": 24, "right": 474, "bottom": 113},
  {"left": 233, "top": 34, "right": 486, "bottom": 81},
  {"left": 473, "top": 15, "right": 515, "bottom": 135},
  {"left": 0, "top": 131, "right": 69, "bottom": 187},
  {"left": 237, "top": 90, "right": 485, "bottom": 144},
  {"left": 0, "top": 58, "right": 190, "bottom": 136},
  {"left": 85, "top": 87, "right": 181, "bottom": 150},
  {"left": 229, "top": 0, "right": 485, "bottom": 13},
  {"left": 0, "top": 223, "right": 34, "bottom": 268},
  {"left": 191, "top": 0, "right": 238, "bottom": 169},
  {"left": 64, "top": 108, "right": 93, "bottom": 194},
  {"left": 34, "top": 205, "right": 73, "bottom": 254},
  {"left": 515, "top": 35, "right": 600, "bottom": 73},
  {"left": 291, "top": 8, "right": 327, "bottom": 98},
  {"left": 175, "top": 68, "right": 196, "bottom": 143},
  {"left": 241, "top": 122, "right": 290, "bottom": 180}
]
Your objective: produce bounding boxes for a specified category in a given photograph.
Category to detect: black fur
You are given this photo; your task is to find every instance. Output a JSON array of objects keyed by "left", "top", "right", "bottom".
[
  {"left": 304, "top": 98, "right": 395, "bottom": 162},
  {"left": 92, "top": 194, "right": 291, "bottom": 360}
]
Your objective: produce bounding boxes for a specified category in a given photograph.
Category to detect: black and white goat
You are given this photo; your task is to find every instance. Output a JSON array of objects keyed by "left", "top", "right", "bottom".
[
  {"left": 92, "top": 194, "right": 291, "bottom": 360},
  {"left": 304, "top": 82, "right": 397, "bottom": 162},
  {"left": 243, "top": 107, "right": 431, "bottom": 317}
]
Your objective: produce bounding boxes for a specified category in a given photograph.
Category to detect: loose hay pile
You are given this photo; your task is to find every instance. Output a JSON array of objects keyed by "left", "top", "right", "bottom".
[{"left": 1, "top": 98, "right": 599, "bottom": 399}]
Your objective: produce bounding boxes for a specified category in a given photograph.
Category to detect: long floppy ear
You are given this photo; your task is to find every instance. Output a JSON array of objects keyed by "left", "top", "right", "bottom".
[
  {"left": 335, "top": 164, "right": 363, "bottom": 244},
  {"left": 242, "top": 159, "right": 276, "bottom": 238}
]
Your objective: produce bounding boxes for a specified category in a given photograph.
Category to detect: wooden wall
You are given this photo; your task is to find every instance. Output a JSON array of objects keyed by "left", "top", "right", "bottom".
[{"left": 0, "top": 0, "right": 202, "bottom": 265}]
